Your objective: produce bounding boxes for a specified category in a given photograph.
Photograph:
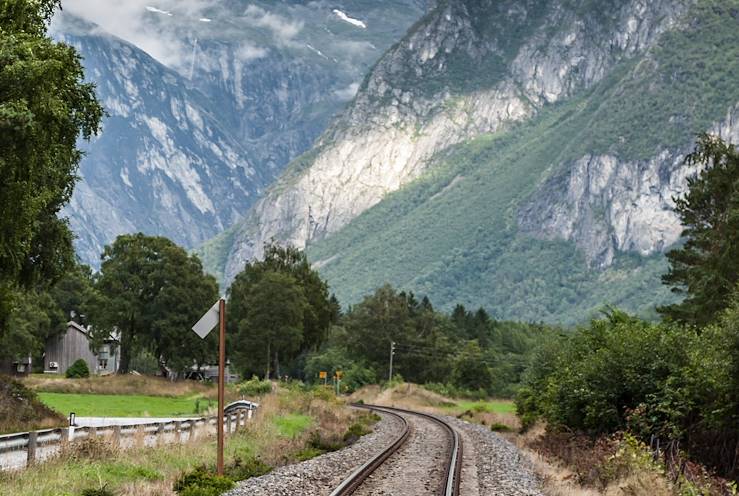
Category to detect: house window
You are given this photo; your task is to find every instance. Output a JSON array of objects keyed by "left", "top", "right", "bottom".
[{"left": 98, "top": 359, "right": 108, "bottom": 369}]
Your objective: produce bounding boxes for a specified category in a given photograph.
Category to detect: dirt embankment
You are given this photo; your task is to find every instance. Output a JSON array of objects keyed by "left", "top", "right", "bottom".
[{"left": 0, "top": 375, "right": 65, "bottom": 434}]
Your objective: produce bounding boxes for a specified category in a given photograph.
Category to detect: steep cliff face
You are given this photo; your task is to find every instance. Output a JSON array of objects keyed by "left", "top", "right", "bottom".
[
  {"left": 518, "top": 105, "right": 739, "bottom": 268},
  {"left": 61, "top": 30, "right": 264, "bottom": 264},
  {"left": 53, "top": 1, "right": 425, "bottom": 265},
  {"left": 221, "top": 0, "right": 690, "bottom": 283},
  {"left": 206, "top": 0, "right": 739, "bottom": 323}
]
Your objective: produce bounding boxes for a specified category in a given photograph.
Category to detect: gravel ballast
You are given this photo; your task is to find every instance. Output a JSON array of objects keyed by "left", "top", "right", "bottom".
[
  {"left": 225, "top": 411, "right": 405, "bottom": 496},
  {"left": 226, "top": 408, "right": 544, "bottom": 495}
]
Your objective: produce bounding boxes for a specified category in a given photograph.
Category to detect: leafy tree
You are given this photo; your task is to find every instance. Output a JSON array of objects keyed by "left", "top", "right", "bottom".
[
  {"left": 95, "top": 234, "right": 219, "bottom": 375},
  {"left": 0, "top": 289, "right": 64, "bottom": 363},
  {"left": 452, "top": 341, "right": 493, "bottom": 392},
  {"left": 229, "top": 270, "right": 307, "bottom": 378},
  {"left": 234, "top": 243, "right": 335, "bottom": 352},
  {"left": 659, "top": 134, "right": 739, "bottom": 326},
  {"left": 342, "top": 285, "right": 456, "bottom": 384},
  {"left": 0, "top": 0, "right": 103, "bottom": 338},
  {"left": 48, "top": 264, "right": 98, "bottom": 325}
]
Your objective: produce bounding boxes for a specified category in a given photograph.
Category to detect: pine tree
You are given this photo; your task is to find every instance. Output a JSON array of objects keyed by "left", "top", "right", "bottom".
[{"left": 659, "top": 134, "right": 739, "bottom": 326}]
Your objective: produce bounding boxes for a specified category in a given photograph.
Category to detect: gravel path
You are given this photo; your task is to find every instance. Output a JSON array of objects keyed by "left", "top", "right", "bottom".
[
  {"left": 225, "top": 411, "right": 405, "bottom": 496},
  {"left": 353, "top": 411, "right": 449, "bottom": 495}
]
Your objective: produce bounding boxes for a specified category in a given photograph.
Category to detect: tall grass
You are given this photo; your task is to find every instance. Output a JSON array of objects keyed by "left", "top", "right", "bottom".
[{"left": 1, "top": 385, "right": 372, "bottom": 496}]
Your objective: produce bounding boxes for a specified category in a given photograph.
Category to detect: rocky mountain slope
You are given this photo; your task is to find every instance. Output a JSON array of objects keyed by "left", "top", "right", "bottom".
[
  {"left": 208, "top": 0, "right": 739, "bottom": 323},
  {"left": 52, "top": 1, "right": 426, "bottom": 265}
]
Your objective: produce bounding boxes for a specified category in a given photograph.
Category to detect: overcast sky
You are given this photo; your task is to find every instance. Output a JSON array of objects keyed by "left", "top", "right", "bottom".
[{"left": 53, "top": 1, "right": 303, "bottom": 70}]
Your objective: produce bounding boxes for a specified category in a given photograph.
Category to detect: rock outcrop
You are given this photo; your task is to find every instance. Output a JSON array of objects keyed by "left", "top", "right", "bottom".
[{"left": 222, "top": 0, "right": 691, "bottom": 282}]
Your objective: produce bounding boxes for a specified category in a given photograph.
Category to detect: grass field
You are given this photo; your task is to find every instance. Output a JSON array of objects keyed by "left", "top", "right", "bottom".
[
  {"left": 273, "top": 413, "right": 313, "bottom": 438},
  {"left": 37, "top": 392, "right": 209, "bottom": 417},
  {"left": 445, "top": 400, "right": 516, "bottom": 414}
]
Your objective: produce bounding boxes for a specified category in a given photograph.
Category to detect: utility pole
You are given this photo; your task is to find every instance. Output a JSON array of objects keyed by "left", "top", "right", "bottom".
[
  {"left": 388, "top": 341, "right": 395, "bottom": 382},
  {"left": 217, "top": 298, "right": 226, "bottom": 476}
]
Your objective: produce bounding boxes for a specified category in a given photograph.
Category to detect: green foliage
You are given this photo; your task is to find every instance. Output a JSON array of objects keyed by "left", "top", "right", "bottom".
[
  {"left": 223, "top": 456, "right": 272, "bottom": 481},
  {"left": 517, "top": 299, "right": 739, "bottom": 480},
  {"left": 452, "top": 341, "right": 493, "bottom": 392},
  {"left": 0, "top": 0, "right": 103, "bottom": 340},
  {"left": 79, "top": 486, "right": 114, "bottom": 496},
  {"left": 489, "top": 422, "right": 512, "bottom": 432},
  {"left": 173, "top": 467, "right": 234, "bottom": 496},
  {"left": 230, "top": 270, "right": 307, "bottom": 379},
  {"left": 306, "top": 286, "right": 556, "bottom": 396},
  {"left": 65, "top": 359, "right": 91, "bottom": 379},
  {"left": 237, "top": 376, "right": 273, "bottom": 396},
  {"left": 228, "top": 243, "right": 337, "bottom": 379},
  {"left": 659, "top": 134, "right": 739, "bottom": 326},
  {"left": 94, "top": 233, "right": 220, "bottom": 374}
]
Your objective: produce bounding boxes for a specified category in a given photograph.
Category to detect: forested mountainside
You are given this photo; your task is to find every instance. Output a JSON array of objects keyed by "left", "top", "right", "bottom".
[
  {"left": 51, "top": 1, "right": 427, "bottom": 265},
  {"left": 205, "top": 0, "right": 739, "bottom": 324}
]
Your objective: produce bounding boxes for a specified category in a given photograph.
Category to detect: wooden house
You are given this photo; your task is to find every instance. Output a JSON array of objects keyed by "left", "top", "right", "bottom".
[{"left": 44, "top": 321, "right": 119, "bottom": 375}]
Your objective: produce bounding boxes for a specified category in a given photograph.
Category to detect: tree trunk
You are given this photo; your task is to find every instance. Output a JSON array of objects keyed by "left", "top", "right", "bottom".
[
  {"left": 265, "top": 341, "right": 270, "bottom": 379},
  {"left": 274, "top": 350, "right": 280, "bottom": 380},
  {"left": 118, "top": 320, "right": 134, "bottom": 374}
]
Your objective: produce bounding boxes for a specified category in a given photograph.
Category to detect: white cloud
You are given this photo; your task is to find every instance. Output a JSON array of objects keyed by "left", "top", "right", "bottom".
[
  {"left": 54, "top": 0, "right": 216, "bottom": 70},
  {"left": 243, "top": 5, "right": 303, "bottom": 45},
  {"left": 237, "top": 42, "right": 268, "bottom": 61}
]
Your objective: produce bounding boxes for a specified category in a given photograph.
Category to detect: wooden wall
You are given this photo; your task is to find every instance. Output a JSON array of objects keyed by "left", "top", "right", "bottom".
[{"left": 45, "top": 327, "right": 98, "bottom": 374}]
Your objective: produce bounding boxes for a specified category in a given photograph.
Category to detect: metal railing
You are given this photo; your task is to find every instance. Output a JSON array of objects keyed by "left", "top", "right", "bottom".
[{"left": 0, "top": 408, "right": 256, "bottom": 470}]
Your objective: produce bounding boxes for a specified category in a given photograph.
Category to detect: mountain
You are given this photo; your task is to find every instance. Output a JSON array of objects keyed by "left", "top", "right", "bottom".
[
  {"left": 207, "top": 0, "right": 739, "bottom": 324},
  {"left": 52, "top": 1, "right": 428, "bottom": 265}
]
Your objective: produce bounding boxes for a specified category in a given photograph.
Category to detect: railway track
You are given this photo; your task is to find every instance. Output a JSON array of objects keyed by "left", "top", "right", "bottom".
[{"left": 330, "top": 404, "right": 463, "bottom": 496}]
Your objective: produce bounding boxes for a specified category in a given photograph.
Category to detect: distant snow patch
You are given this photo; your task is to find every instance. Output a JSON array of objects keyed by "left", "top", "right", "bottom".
[
  {"left": 332, "top": 9, "right": 366, "bottom": 29},
  {"left": 305, "top": 43, "right": 329, "bottom": 60},
  {"left": 145, "top": 6, "right": 173, "bottom": 16}
]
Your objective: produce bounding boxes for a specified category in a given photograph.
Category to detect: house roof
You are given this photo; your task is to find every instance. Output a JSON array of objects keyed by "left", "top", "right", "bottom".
[{"left": 66, "top": 321, "right": 119, "bottom": 343}]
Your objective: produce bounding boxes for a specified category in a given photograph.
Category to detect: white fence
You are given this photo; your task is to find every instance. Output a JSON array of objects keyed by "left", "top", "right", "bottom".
[{"left": 0, "top": 409, "right": 255, "bottom": 471}]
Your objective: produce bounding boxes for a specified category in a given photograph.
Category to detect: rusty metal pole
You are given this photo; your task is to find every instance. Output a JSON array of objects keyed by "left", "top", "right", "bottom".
[{"left": 217, "top": 298, "right": 226, "bottom": 476}]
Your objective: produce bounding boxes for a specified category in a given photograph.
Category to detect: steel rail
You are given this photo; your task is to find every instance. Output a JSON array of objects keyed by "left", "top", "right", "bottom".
[
  {"left": 330, "top": 403, "right": 462, "bottom": 496},
  {"left": 329, "top": 405, "right": 410, "bottom": 496}
]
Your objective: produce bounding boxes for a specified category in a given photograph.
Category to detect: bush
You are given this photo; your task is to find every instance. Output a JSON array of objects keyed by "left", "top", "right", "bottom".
[
  {"left": 173, "top": 467, "right": 234, "bottom": 496},
  {"left": 489, "top": 422, "right": 512, "bottom": 432},
  {"left": 65, "top": 359, "right": 90, "bottom": 379},
  {"left": 237, "top": 376, "right": 272, "bottom": 396},
  {"left": 517, "top": 304, "right": 739, "bottom": 481},
  {"left": 80, "top": 487, "right": 114, "bottom": 496},
  {"left": 343, "top": 421, "right": 371, "bottom": 444},
  {"left": 224, "top": 456, "right": 272, "bottom": 481}
]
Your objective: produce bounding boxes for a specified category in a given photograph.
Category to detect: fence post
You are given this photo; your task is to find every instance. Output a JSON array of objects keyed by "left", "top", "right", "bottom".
[
  {"left": 136, "top": 425, "right": 145, "bottom": 447},
  {"left": 226, "top": 414, "right": 232, "bottom": 435},
  {"left": 60, "top": 426, "right": 70, "bottom": 444},
  {"left": 27, "top": 431, "right": 37, "bottom": 466},
  {"left": 89, "top": 426, "right": 97, "bottom": 439},
  {"left": 112, "top": 425, "right": 121, "bottom": 448},
  {"left": 174, "top": 421, "right": 182, "bottom": 443},
  {"left": 157, "top": 423, "right": 165, "bottom": 445}
]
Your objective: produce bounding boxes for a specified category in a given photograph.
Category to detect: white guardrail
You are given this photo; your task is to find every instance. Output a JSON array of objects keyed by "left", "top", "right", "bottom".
[{"left": 0, "top": 407, "right": 256, "bottom": 471}]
